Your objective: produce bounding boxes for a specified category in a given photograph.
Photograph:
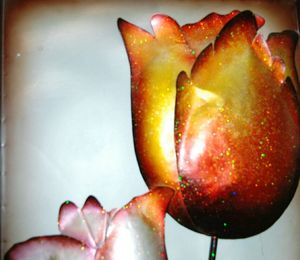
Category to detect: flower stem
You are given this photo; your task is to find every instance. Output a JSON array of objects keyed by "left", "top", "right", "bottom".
[{"left": 208, "top": 236, "right": 218, "bottom": 260}]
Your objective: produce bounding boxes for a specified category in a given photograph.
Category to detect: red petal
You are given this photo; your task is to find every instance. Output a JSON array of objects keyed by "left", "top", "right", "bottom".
[
  {"left": 175, "top": 11, "right": 300, "bottom": 238},
  {"left": 252, "top": 34, "right": 286, "bottom": 84},
  {"left": 252, "top": 34, "right": 273, "bottom": 67},
  {"left": 267, "top": 31, "right": 299, "bottom": 97},
  {"left": 254, "top": 14, "right": 265, "bottom": 28},
  {"left": 182, "top": 10, "right": 264, "bottom": 56},
  {"left": 96, "top": 188, "right": 174, "bottom": 260},
  {"left": 5, "top": 236, "right": 95, "bottom": 260},
  {"left": 182, "top": 11, "right": 240, "bottom": 56},
  {"left": 214, "top": 11, "right": 257, "bottom": 51},
  {"left": 118, "top": 11, "right": 267, "bottom": 197}
]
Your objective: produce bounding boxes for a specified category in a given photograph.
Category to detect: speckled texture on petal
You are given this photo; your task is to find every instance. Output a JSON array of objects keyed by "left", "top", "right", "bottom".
[
  {"left": 118, "top": 11, "right": 259, "bottom": 232},
  {"left": 118, "top": 15, "right": 192, "bottom": 189},
  {"left": 174, "top": 11, "right": 300, "bottom": 238},
  {"left": 119, "top": 10, "right": 300, "bottom": 238},
  {"left": 182, "top": 10, "right": 265, "bottom": 56},
  {"left": 267, "top": 31, "right": 299, "bottom": 98}
]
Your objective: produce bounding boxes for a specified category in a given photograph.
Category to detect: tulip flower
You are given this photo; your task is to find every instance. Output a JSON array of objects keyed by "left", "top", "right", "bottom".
[
  {"left": 118, "top": 10, "right": 300, "bottom": 238},
  {"left": 5, "top": 187, "right": 173, "bottom": 259}
]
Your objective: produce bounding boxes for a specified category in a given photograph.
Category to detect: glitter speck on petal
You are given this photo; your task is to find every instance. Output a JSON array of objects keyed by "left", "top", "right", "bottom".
[{"left": 119, "top": 10, "right": 300, "bottom": 239}]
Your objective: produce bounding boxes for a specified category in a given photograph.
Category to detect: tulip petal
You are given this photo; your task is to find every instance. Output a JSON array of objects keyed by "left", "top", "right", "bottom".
[
  {"left": 118, "top": 14, "right": 204, "bottom": 231},
  {"left": 117, "top": 18, "right": 154, "bottom": 85},
  {"left": 151, "top": 14, "right": 186, "bottom": 44},
  {"left": 118, "top": 11, "right": 266, "bottom": 193},
  {"left": 182, "top": 10, "right": 265, "bottom": 56},
  {"left": 182, "top": 11, "right": 239, "bottom": 56},
  {"left": 175, "top": 70, "right": 224, "bottom": 176},
  {"left": 5, "top": 236, "right": 95, "bottom": 260},
  {"left": 267, "top": 31, "right": 299, "bottom": 97},
  {"left": 118, "top": 15, "right": 193, "bottom": 188},
  {"left": 175, "top": 11, "right": 300, "bottom": 237},
  {"left": 119, "top": 11, "right": 298, "bottom": 238},
  {"left": 82, "top": 196, "right": 109, "bottom": 248},
  {"left": 96, "top": 187, "right": 174, "bottom": 260},
  {"left": 252, "top": 33, "right": 286, "bottom": 84},
  {"left": 58, "top": 197, "right": 108, "bottom": 248}
]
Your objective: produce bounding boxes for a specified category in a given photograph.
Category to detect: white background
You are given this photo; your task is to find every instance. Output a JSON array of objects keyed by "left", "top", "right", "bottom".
[{"left": 2, "top": 0, "right": 300, "bottom": 259}]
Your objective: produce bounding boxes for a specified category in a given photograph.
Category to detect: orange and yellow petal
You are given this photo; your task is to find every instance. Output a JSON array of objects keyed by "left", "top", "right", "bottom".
[
  {"left": 175, "top": 11, "right": 300, "bottom": 237},
  {"left": 119, "top": 15, "right": 194, "bottom": 188},
  {"left": 267, "top": 31, "right": 299, "bottom": 96},
  {"left": 182, "top": 10, "right": 265, "bottom": 56}
]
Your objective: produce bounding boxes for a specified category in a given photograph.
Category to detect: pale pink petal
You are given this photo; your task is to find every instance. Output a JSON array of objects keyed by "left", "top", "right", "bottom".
[
  {"left": 96, "top": 187, "right": 174, "bottom": 260},
  {"left": 5, "top": 236, "right": 95, "bottom": 260},
  {"left": 82, "top": 196, "right": 109, "bottom": 248},
  {"left": 58, "top": 201, "right": 95, "bottom": 248}
]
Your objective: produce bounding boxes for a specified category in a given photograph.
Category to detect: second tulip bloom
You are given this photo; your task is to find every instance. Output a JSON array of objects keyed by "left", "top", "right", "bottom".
[{"left": 119, "top": 10, "right": 300, "bottom": 238}]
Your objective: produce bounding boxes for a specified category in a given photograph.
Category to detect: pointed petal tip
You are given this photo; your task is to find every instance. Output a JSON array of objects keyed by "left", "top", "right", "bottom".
[
  {"left": 177, "top": 71, "right": 189, "bottom": 85},
  {"left": 84, "top": 196, "right": 102, "bottom": 208},
  {"left": 117, "top": 18, "right": 136, "bottom": 36},
  {"left": 150, "top": 13, "right": 171, "bottom": 25},
  {"left": 232, "top": 10, "right": 258, "bottom": 29},
  {"left": 58, "top": 200, "right": 79, "bottom": 230},
  {"left": 255, "top": 14, "right": 265, "bottom": 28},
  {"left": 150, "top": 13, "right": 184, "bottom": 43},
  {"left": 150, "top": 14, "right": 163, "bottom": 28},
  {"left": 83, "top": 196, "right": 104, "bottom": 215},
  {"left": 59, "top": 200, "right": 77, "bottom": 216},
  {"left": 117, "top": 17, "right": 125, "bottom": 23},
  {"left": 215, "top": 10, "right": 257, "bottom": 50},
  {"left": 117, "top": 17, "right": 127, "bottom": 30}
]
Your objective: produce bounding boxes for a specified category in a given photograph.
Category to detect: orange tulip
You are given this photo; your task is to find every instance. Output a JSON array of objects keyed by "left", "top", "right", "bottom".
[{"left": 119, "top": 10, "right": 300, "bottom": 238}]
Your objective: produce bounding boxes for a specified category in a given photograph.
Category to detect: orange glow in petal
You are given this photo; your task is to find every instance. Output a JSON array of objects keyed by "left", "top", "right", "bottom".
[
  {"left": 252, "top": 34, "right": 286, "bottom": 84},
  {"left": 119, "top": 15, "right": 194, "bottom": 188},
  {"left": 175, "top": 11, "right": 300, "bottom": 237},
  {"left": 267, "top": 31, "right": 299, "bottom": 96},
  {"left": 182, "top": 10, "right": 264, "bottom": 56},
  {"left": 119, "top": 10, "right": 300, "bottom": 238}
]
